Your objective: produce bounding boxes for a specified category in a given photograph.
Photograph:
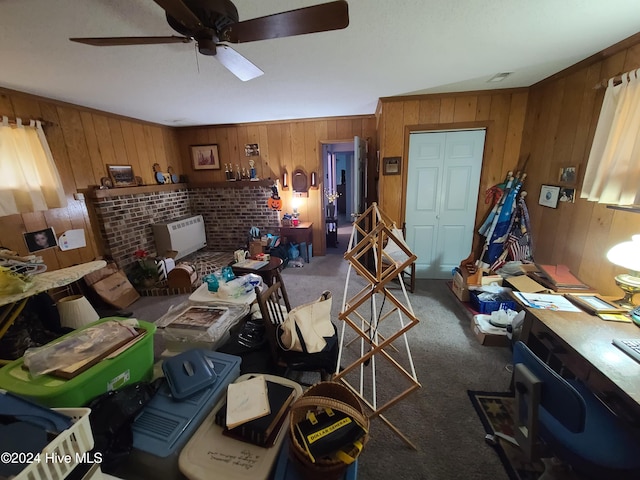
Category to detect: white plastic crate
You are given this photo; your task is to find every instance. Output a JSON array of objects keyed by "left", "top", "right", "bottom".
[{"left": 15, "top": 407, "right": 95, "bottom": 480}]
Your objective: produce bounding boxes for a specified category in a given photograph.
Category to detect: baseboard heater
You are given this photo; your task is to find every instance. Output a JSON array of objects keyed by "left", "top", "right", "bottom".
[{"left": 153, "top": 215, "right": 207, "bottom": 260}]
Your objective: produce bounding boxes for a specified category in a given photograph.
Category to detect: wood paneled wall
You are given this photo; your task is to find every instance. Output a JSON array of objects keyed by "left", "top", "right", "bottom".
[
  {"left": 0, "top": 88, "right": 181, "bottom": 270},
  {"left": 174, "top": 117, "right": 377, "bottom": 255},
  {"left": 520, "top": 36, "right": 640, "bottom": 296},
  {"left": 376, "top": 90, "right": 529, "bottom": 231},
  {"left": 4, "top": 31, "right": 639, "bottom": 285}
]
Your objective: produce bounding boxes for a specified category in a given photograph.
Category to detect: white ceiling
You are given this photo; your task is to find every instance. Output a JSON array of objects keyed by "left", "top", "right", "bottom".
[{"left": 2, "top": 0, "right": 640, "bottom": 127}]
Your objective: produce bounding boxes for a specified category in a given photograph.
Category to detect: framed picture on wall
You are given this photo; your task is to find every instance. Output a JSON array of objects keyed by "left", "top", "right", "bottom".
[
  {"left": 559, "top": 187, "right": 575, "bottom": 203},
  {"left": 538, "top": 184, "right": 561, "bottom": 208},
  {"left": 383, "top": 157, "right": 401, "bottom": 175},
  {"left": 107, "top": 164, "right": 137, "bottom": 187},
  {"left": 558, "top": 165, "right": 578, "bottom": 185},
  {"left": 191, "top": 144, "right": 220, "bottom": 170},
  {"left": 24, "top": 227, "right": 57, "bottom": 252}
]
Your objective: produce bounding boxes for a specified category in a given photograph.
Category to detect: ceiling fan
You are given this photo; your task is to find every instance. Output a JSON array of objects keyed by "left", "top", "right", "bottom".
[{"left": 70, "top": 0, "right": 349, "bottom": 81}]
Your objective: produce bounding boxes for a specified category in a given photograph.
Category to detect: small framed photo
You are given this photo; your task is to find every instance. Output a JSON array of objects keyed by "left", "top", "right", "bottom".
[
  {"left": 244, "top": 143, "right": 260, "bottom": 156},
  {"left": 559, "top": 187, "right": 575, "bottom": 203},
  {"left": 564, "top": 293, "right": 627, "bottom": 315},
  {"left": 24, "top": 227, "right": 57, "bottom": 252},
  {"left": 191, "top": 144, "right": 220, "bottom": 170},
  {"left": 558, "top": 165, "right": 577, "bottom": 185},
  {"left": 107, "top": 164, "right": 137, "bottom": 187},
  {"left": 538, "top": 185, "right": 561, "bottom": 208},
  {"left": 383, "top": 157, "right": 401, "bottom": 176}
]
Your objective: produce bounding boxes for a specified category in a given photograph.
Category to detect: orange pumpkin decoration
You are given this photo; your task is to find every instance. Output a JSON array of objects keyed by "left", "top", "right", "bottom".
[
  {"left": 268, "top": 196, "right": 282, "bottom": 211},
  {"left": 268, "top": 185, "right": 282, "bottom": 211}
]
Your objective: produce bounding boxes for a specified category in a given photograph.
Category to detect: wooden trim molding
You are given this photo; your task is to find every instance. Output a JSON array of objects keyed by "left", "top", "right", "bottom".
[
  {"left": 86, "top": 179, "right": 276, "bottom": 199},
  {"left": 87, "top": 183, "right": 189, "bottom": 199}
]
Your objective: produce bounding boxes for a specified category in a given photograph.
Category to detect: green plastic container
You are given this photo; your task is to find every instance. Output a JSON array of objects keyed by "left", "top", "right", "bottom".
[{"left": 0, "top": 317, "right": 156, "bottom": 407}]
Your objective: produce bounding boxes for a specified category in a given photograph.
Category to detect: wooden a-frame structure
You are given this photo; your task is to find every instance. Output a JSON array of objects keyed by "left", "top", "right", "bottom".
[{"left": 334, "top": 203, "right": 422, "bottom": 449}]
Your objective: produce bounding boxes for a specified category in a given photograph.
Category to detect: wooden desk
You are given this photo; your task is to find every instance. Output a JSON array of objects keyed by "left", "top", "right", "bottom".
[
  {"left": 279, "top": 222, "right": 313, "bottom": 245},
  {"left": 522, "top": 307, "right": 640, "bottom": 422}
]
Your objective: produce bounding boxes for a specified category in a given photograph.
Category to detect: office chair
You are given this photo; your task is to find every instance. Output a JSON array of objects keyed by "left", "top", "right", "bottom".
[
  {"left": 381, "top": 223, "right": 416, "bottom": 293},
  {"left": 254, "top": 281, "right": 338, "bottom": 383},
  {"left": 512, "top": 341, "right": 640, "bottom": 480}
]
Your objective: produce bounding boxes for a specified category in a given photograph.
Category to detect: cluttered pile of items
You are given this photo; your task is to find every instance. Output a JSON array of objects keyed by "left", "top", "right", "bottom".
[
  {"left": 452, "top": 168, "right": 611, "bottom": 346},
  {"left": 0, "top": 308, "right": 367, "bottom": 479}
]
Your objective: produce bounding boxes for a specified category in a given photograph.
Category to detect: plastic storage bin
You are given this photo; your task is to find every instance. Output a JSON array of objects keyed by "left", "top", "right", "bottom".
[
  {"left": 9, "top": 405, "right": 94, "bottom": 480},
  {"left": 121, "top": 350, "right": 242, "bottom": 480},
  {"left": 179, "top": 374, "right": 303, "bottom": 480},
  {"left": 157, "top": 301, "right": 249, "bottom": 353},
  {"left": 469, "top": 291, "right": 516, "bottom": 314},
  {"left": 0, "top": 317, "right": 156, "bottom": 407}
]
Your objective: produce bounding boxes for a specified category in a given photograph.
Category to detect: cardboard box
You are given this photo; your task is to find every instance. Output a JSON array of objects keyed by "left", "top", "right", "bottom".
[
  {"left": 452, "top": 272, "right": 470, "bottom": 302},
  {"left": 471, "top": 315, "right": 511, "bottom": 347},
  {"left": 519, "top": 263, "right": 538, "bottom": 273},
  {"left": 249, "top": 240, "right": 264, "bottom": 258},
  {"left": 480, "top": 275, "right": 503, "bottom": 286},
  {"left": 466, "top": 269, "right": 503, "bottom": 287}
]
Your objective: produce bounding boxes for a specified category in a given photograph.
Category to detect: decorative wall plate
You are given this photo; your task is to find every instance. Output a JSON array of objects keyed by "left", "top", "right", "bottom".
[
  {"left": 100, "top": 176, "right": 113, "bottom": 188},
  {"left": 168, "top": 166, "right": 179, "bottom": 183},
  {"left": 153, "top": 163, "right": 165, "bottom": 184}
]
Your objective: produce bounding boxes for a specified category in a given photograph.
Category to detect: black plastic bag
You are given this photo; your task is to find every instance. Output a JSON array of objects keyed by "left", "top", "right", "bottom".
[
  {"left": 87, "top": 379, "right": 162, "bottom": 473},
  {"left": 270, "top": 244, "right": 290, "bottom": 267}
]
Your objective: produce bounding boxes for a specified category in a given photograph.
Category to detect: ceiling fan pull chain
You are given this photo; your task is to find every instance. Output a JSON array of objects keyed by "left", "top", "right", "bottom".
[{"left": 194, "top": 42, "right": 200, "bottom": 74}]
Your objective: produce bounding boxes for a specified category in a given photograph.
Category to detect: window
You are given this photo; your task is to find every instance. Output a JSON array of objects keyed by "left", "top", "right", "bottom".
[
  {"left": 582, "top": 69, "right": 640, "bottom": 205},
  {"left": 0, "top": 116, "right": 66, "bottom": 216}
]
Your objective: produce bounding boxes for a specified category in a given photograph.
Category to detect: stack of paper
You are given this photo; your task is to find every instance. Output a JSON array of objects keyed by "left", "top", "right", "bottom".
[
  {"left": 529, "top": 264, "right": 594, "bottom": 292},
  {"left": 513, "top": 292, "right": 582, "bottom": 312},
  {"left": 225, "top": 375, "right": 271, "bottom": 429}
]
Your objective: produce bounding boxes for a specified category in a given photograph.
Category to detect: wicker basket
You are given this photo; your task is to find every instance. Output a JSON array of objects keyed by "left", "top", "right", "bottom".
[{"left": 288, "top": 381, "right": 369, "bottom": 480}]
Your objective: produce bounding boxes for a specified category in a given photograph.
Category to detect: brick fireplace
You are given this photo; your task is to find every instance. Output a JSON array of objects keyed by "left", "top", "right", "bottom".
[{"left": 90, "top": 182, "right": 280, "bottom": 269}]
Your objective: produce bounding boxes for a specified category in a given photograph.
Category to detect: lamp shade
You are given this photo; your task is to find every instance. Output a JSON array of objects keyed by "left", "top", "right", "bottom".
[
  {"left": 606, "top": 235, "right": 640, "bottom": 272},
  {"left": 57, "top": 295, "right": 100, "bottom": 329}
]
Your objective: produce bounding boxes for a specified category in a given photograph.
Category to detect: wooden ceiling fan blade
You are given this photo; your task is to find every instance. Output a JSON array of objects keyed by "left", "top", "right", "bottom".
[
  {"left": 70, "top": 36, "right": 192, "bottom": 46},
  {"left": 153, "top": 0, "right": 203, "bottom": 31},
  {"left": 215, "top": 44, "right": 264, "bottom": 82},
  {"left": 222, "top": 0, "right": 349, "bottom": 43}
]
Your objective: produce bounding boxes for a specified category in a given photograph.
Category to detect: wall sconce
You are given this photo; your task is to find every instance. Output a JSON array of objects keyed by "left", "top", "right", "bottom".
[
  {"left": 607, "top": 234, "right": 640, "bottom": 309},
  {"left": 310, "top": 171, "right": 318, "bottom": 188},
  {"left": 282, "top": 169, "right": 289, "bottom": 189}
]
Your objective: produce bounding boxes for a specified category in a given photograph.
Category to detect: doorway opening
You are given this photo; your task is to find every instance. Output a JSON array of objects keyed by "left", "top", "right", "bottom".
[{"left": 322, "top": 142, "right": 354, "bottom": 255}]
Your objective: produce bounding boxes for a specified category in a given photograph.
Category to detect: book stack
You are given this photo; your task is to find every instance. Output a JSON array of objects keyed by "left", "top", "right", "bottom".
[
  {"left": 527, "top": 264, "right": 595, "bottom": 293},
  {"left": 215, "top": 377, "right": 296, "bottom": 447},
  {"left": 234, "top": 259, "right": 269, "bottom": 270}
]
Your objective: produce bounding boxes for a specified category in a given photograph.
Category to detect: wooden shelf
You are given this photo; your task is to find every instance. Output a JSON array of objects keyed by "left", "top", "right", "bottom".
[
  {"left": 87, "top": 179, "right": 274, "bottom": 199},
  {"left": 87, "top": 183, "right": 188, "bottom": 199},
  {"left": 187, "top": 179, "right": 274, "bottom": 189}
]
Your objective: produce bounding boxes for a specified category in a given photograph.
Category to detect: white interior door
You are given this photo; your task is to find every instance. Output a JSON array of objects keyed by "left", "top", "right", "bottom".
[{"left": 405, "top": 129, "right": 485, "bottom": 279}]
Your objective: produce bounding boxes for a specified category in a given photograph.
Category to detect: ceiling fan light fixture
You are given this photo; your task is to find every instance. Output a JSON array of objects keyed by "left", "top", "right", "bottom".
[
  {"left": 197, "top": 38, "right": 217, "bottom": 56},
  {"left": 488, "top": 72, "right": 512, "bottom": 83}
]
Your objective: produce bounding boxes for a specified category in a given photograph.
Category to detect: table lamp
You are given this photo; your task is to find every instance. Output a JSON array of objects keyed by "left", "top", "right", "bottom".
[
  {"left": 57, "top": 295, "right": 100, "bottom": 329},
  {"left": 606, "top": 234, "right": 640, "bottom": 308}
]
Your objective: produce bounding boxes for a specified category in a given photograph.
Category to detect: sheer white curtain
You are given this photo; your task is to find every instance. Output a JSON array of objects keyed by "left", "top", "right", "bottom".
[
  {"left": 581, "top": 69, "right": 640, "bottom": 205},
  {"left": 0, "top": 116, "right": 67, "bottom": 216}
]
